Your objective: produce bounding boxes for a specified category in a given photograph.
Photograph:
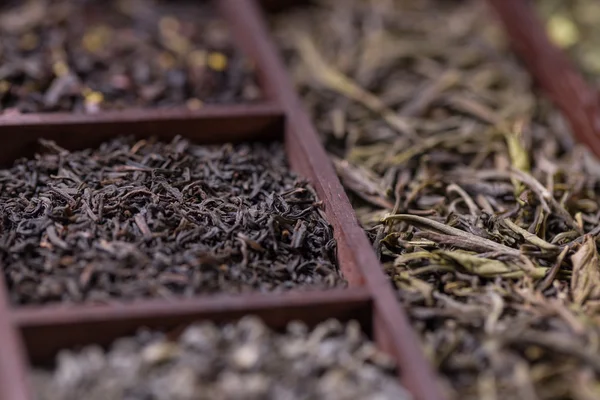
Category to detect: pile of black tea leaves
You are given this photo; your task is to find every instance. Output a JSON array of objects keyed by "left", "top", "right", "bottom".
[{"left": 0, "top": 136, "right": 344, "bottom": 305}]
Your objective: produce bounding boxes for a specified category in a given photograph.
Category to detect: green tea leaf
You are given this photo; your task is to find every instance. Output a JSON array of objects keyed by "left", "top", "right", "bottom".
[{"left": 571, "top": 235, "right": 600, "bottom": 306}]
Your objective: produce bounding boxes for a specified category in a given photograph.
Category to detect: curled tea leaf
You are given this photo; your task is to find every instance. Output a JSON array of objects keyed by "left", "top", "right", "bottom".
[
  {"left": 435, "top": 250, "right": 547, "bottom": 279},
  {"left": 570, "top": 235, "right": 600, "bottom": 307}
]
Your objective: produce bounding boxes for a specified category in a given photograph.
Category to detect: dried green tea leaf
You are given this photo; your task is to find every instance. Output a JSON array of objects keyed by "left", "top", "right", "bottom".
[
  {"left": 502, "top": 218, "right": 559, "bottom": 252},
  {"left": 502, "top": 119, "right": 531, "bottom": 199},
  {"left": 383, "top": 214, "right": 521, "bottom": 256},
  {"left": 332, "top": 156, "right": 394, "bottom": 209},
  {"left": 570, "top": 235, "right": 600, "bottom": 306},
  {"left": 435, "top": 250, "right": 547, "bottom": 279},
  {"left": 295, "top": 34, "right": 415, "bottom": 137}
]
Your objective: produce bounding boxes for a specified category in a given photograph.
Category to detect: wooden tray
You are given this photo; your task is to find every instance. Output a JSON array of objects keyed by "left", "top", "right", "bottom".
[
  {"left": 2, "top": 1, "right": 594, "bottom": 399},
  {"left": 0, "top": 1, "right": 440, "bottom": 399}
]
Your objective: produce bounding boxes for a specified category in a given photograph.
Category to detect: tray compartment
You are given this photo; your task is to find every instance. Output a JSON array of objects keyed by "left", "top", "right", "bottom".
[
  {"left": 1, "top": 114, "right": 365, "bottom": 311},
  {"left": 0, "top": 0, "right": 279, "bottom": 137},
  {"left": 0, "top": 0, "right": 264, "bottom": 114},
  {"left": 2, "top": 286, "right": 375, "bottom": 400},
  {"left": 7, "top": 287, "right": 428, "bottom": 400}
]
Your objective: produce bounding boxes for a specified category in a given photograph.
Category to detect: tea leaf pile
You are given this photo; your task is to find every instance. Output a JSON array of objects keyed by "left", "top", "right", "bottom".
[
  {"left": 0, "top": 137, "right": 343, "bottom": 305},
  {"left": 273, "top": 0, "right": 600, "bottom": 398}
]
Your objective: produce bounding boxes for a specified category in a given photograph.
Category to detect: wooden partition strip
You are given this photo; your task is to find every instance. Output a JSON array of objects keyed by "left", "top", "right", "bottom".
[
  {"left": 0, "top": 275, "right": 31, "bottom": 400},
  {"left": 219, "top": 2, "right": 445, "bottom": 399},
  {"left": 11, "top": 288, "right": 367, "bottom": 327},
  {"left": 14, "top": 288, "right": 371, "bottom": 363},
  {"left": 486, "top": 0, "right": 600, "bottom": 158},
  {"left": 0, "top": 103, "right": 284, "bottom": 165}
]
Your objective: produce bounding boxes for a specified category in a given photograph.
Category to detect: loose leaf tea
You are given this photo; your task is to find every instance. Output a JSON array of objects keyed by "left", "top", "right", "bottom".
[
  {"left": 536, "top": 0, "right": 600, "bottom": 87},
  {"left": 0, "top": 137, "right": 343, "bottom": 305},
  {"left": 272, "top": 0, "right": 600, "bottom": 399},
  {"left": 31, "top": 317, "right": 412, "bottom": 400},
  {"left": 0, "top": 0, "right": 261, "bottom": 114}
]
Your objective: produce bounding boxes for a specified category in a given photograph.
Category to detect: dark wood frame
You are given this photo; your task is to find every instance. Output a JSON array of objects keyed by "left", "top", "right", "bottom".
[{"left": 0, "top": 1, "right": 597, "bottom": 400}]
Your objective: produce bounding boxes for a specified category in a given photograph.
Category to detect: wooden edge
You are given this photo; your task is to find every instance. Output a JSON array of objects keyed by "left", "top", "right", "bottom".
[
  {"left": 11, "top": 287, "right": 367, "bottom": 326},
  {"left": 219, "top": 2, "right": 446, "bottom": 399},
  {"left": 285, "top": 130, "right": 364, "bottom": 286},
  {"left": 372, "top": 299, "right": 446, "bottom": 400},
  {"left": 0, "top": 274, "right": 32, "bottom": 400},
  {"left": 216, "top": 2, "right": 278, "bottom": 101},
  {"left": 0, "top": 103, "right": 285, "bottom": 165},
  {"left": 13, "top": 287, "right": 371, "bottom": 364},
  {"left": 0, "top": 103, "right": 282, "bottom": 127},
  {"left": 486, "top": 0, "right": 600, "bottom": 158}
]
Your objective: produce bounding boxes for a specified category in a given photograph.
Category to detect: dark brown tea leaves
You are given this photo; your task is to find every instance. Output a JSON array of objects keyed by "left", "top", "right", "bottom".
[
  {"left": 272, "top": 0, "right": 600, "bottom": 398},
  {"left": 0, "top": 0, "right": 261, "bottom": 114},
  {"left": 0, "top": 137, "right": 344, "bottom": 305}
]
